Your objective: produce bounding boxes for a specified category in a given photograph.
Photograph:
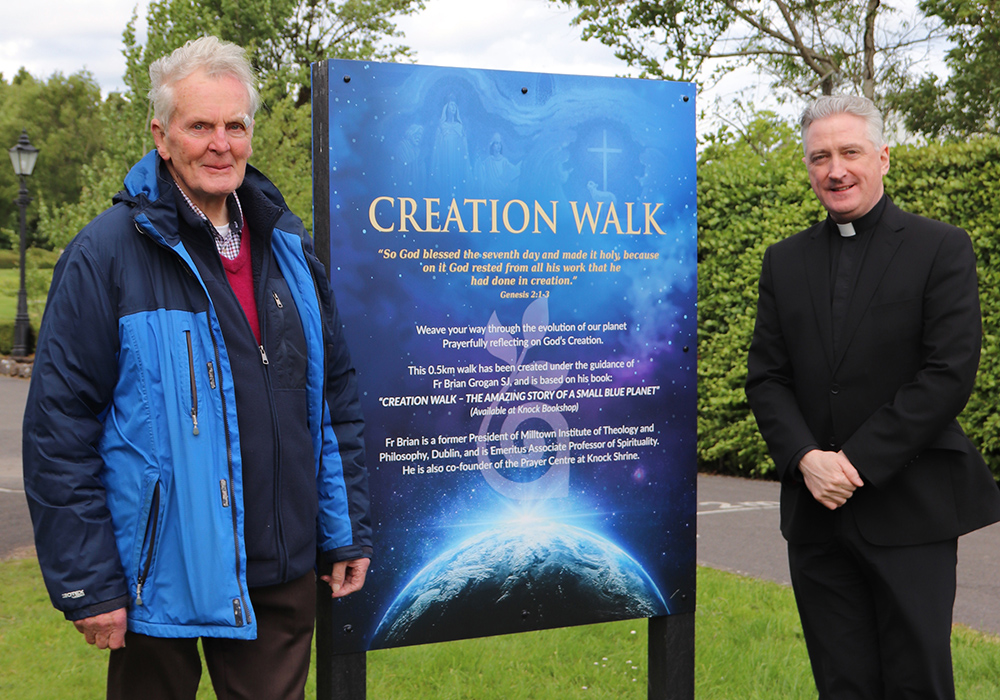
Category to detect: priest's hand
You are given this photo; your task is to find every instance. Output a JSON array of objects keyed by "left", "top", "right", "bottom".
[{"left": 799, "top": 449, "right": 864, "bottom": 510}]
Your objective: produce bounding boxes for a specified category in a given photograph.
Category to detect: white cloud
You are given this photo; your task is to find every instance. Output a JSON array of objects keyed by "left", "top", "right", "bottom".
[
  {"left": 0, "top": 1, "right": 148, "bottom": 92},
  {"left": 0, "top": 0, "right": 619, "bottom": 93},
  {"left": 396, "top": 0, "right": 624, "bottom": 78}
]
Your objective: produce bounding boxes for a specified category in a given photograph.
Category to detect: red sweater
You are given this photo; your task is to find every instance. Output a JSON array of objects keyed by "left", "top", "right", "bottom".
[{"left": 221, "top": 222, "right": 260, "bottom": 343}]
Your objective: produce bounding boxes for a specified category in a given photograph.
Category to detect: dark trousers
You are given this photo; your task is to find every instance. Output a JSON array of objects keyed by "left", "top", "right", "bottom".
[
  {"left": 788, "top": 507, "right": 958, "bottom": 700},
  {"left": 107, "top": 573, "right": 316, "bottom": 700}
]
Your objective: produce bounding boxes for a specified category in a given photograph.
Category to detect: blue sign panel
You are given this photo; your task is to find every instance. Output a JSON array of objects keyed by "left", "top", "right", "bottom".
[{"left": 315, "top": 59, "right": 697, "bottom": 652}]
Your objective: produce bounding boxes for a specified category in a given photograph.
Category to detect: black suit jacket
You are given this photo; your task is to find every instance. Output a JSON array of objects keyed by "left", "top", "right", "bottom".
[{"left": 746, "top": 198, "right": 1000, "bottom": 545}]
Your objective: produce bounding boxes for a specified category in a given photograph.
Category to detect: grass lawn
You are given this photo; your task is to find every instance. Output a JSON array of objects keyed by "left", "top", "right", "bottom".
[{"left": 3, "top": 559, "right": 1000, "bottom": 699}]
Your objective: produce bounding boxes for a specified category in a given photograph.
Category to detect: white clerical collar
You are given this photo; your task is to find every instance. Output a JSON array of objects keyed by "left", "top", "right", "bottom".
[{"left": 836, "top": 222, "right": 856, "bottom": 238}]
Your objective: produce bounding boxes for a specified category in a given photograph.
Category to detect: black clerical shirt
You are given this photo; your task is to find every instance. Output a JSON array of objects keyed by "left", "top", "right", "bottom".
[
  {"left": 829, "top": 195, "right": 888, "bottom": 353},
  {"left": 787, "top": 194, "right": 889, "bottom": 472}
]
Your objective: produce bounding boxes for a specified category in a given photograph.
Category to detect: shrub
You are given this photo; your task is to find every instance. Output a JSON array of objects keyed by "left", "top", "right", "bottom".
[{"left": 698, "top": 133, "right": 1000, "bottom": 479}]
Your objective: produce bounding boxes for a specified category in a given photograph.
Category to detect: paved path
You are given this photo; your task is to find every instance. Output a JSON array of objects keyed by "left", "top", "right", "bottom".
[
  {"left": 0, "top": 377, "right": 32, "bottom": 561},
  {"left": 3, "top": 375, "right": 999, "bottom": 634},
  {"left": 696, "top": 473, "right": 1000, "bottom": 636}
]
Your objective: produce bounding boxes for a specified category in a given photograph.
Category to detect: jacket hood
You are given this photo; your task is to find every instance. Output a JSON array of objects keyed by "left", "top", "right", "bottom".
[{"left": 120, "top": 150, "right": 167, "bottom": 206}]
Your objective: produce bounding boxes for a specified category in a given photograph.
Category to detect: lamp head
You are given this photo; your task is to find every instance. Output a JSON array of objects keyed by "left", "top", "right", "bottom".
[{"left": 8, "top": 130, "right": 39, "bottom": 177}]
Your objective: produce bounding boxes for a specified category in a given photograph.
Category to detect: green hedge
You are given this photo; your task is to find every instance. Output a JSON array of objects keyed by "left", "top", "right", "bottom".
[
  {"left": 0, "top": 320, "right": 17, "bottom": 356},
  {"left": 0, "top": 320, "right": 36, "bottom": 357},
  {"left": 698, "top": 134, "right": 1000, "bottom": 479},
  {"left": 0, "top": 248, "right": 59, "bottom": 270}
]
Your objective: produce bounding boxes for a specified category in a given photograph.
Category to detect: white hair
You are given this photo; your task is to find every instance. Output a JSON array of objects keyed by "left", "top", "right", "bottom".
[
  {"left": 800, "top": 95, "right": 885, "bottom": 152},
  {"left": 148, "top": 36, "right": 260, "bottom": 127}
]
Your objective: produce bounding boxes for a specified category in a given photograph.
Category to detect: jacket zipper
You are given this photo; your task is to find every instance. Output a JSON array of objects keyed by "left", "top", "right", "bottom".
[
  {"left": 135, "top": 482, "right": 161, "bottom": 606},
  {"left": 210, "top": 331, "right": 251, "bottom": 626},
  {"left": 185, "top": 331, "right": 199, "bottom": 435},
  {"left": 256, "top": 254, "right": 287, "bottom": 581},
  {"left": 209, "top": 364, "right": 226, "bottom": 508},
  {"left": 195, "top": 235, "right": 251, "bottom": 626},
  {"left": 134, "top": 215, "right": 252, "bottom": 627}
]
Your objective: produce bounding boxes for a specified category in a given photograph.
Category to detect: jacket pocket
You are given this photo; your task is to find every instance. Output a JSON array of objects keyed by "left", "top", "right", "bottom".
[
  {"left": 133, "top": 478, "right": 162, "bottom": 607},
  {"left": 263, "top": 278, "right": 308, "bottom": 390}
]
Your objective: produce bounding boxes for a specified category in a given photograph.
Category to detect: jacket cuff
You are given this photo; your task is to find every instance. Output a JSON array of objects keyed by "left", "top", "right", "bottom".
[
  {"left": 321, "top": 545, "right": 373, "bottom": 566},
  {"left": 785, "top": 444, "right": 820, "bottom": 483},
  {"left": 63, "top": 595, "right": 130, "bottom": 622}
]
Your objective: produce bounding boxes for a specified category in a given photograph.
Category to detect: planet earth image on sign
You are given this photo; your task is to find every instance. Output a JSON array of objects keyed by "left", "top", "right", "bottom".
[{"left": 371, "top": 520, "right": 668, "bottom": 648}]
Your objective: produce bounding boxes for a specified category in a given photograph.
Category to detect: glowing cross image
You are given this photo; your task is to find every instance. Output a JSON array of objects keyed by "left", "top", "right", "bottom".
[{"left": 588, "top": 129, "right": 622, "bottom": 191}]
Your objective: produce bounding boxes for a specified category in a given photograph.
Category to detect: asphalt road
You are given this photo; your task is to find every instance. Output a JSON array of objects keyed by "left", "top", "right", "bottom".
[
  {"left": 697, "top": 473, "right": 1000, "bottom": 635},
  {"left": 4, "top": 374, "right": 999, "bottom": 634}
]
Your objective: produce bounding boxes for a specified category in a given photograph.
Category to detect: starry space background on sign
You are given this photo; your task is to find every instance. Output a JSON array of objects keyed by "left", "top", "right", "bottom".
[{"left": 319, "top": 59, "right": 697, "bottom": 652}]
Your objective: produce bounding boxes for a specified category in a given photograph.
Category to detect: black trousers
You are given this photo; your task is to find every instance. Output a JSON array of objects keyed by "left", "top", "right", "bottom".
[
  {"left": 107, "top": 573, "right": 316, "bottom": 700},
  {"left": 788, "top": 507, "right": 958, "bottom": 700}
]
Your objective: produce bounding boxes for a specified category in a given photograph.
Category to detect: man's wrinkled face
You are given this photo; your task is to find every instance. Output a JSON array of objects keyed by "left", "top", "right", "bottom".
[
  {"left": 151, "top": 70, "right": 253, "bottom": 221},
  {"left": 803, "top": 112, "right": 889, "bottom": 224}
]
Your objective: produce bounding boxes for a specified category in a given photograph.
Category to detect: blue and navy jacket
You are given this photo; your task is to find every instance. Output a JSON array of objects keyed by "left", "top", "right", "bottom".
[{"left": 22, "top": 151, "right": 370, "bottom": 640}]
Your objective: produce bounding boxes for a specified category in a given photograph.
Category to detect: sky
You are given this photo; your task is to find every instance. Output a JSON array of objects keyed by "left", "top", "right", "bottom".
[
  {"left": 0, "top": 0, "right": 772, "bottom": 139},
  {"left": 0, "top": 0, "right": 625, "bottom": 94},
  {"left": 0, "top": 0, "right": 944, "bottom": 134},
  {"left": 0, "top": 1, "right": 148, "bottom": 93}
]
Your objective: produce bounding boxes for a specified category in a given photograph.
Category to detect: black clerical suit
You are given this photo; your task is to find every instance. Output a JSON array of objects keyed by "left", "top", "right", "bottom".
[{"left": 746, "top": 195, "right": 1000, "bottom": 699}]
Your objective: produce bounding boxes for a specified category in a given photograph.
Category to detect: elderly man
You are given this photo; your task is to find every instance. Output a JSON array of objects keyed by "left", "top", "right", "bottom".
[
  {"left": 23, "top": 36, "right": 371, "bottom": 700},
  {"left": 746, "top": 94, "right": 1000, "bottom": 699}
]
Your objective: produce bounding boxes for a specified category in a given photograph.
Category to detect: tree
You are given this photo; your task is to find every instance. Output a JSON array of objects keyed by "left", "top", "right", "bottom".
[
  {"left": 120, "top": 0, "right": 422, "bottom": 114},
  {"left": 890, "top": 1, "right": 1000, "bottom": 140},
  {"left": 0, "top": 70, "right": 105, "bottom": 248},
  {"left": 551, "top": 0, "right": 944, "bottom": 113},
  {"left": 38, "top": 0, "right": 423, "bottom": 249}
]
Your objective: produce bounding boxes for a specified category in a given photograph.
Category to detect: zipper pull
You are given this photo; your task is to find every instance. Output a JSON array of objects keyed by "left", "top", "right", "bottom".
[
  {"left": 191, "top": 409, "right": 199, "bottom": 436},
  {"left": 259, "top": 345, "right": 269, "bottom": 365},
  {"left": 136, "top": 581, "right": 144, "bottom": 607},
  {"left": 272, "top": 291, "right": 283, "bottom": 308}
]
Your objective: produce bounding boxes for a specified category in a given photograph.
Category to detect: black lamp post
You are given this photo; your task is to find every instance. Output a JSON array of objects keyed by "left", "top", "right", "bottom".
[{"left": 8, "top": 130, "right": 39, "bottom": 360}]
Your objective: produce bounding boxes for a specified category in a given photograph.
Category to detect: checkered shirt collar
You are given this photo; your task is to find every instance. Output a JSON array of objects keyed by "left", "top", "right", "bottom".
[{"left": 175, "top": 187, "right": 245, "bottom": 260}]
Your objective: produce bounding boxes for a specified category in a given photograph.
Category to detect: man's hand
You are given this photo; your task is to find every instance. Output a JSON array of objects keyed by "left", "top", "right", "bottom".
[
  {"left": 799, "top": 449, "right": 865, "bottom": 510},
  {"left": 73, "top": 608, "right": 127, "bottom": 650},
  {"left": 321, "top": 557, "right": 370, "bottom": 599}
]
